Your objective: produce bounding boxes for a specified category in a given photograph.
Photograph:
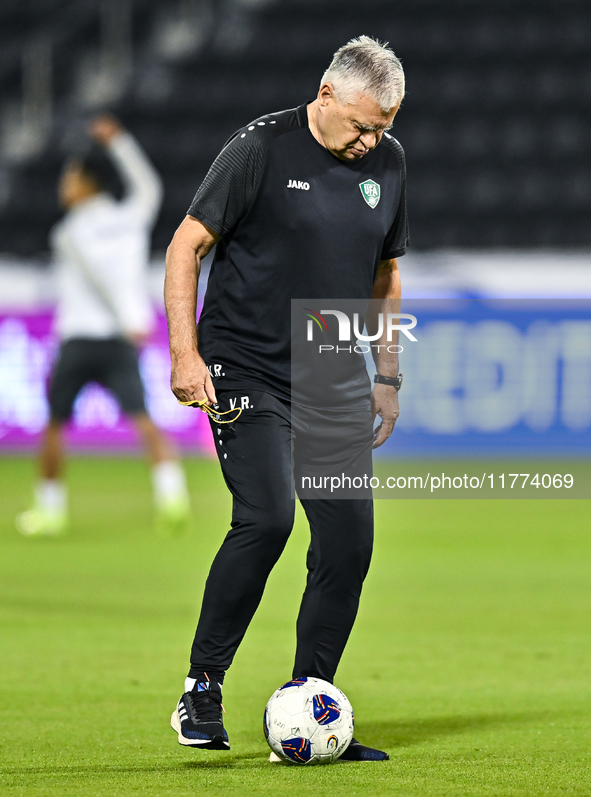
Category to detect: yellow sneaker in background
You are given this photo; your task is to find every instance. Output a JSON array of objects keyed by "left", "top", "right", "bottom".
[
  {"left": 155, "top": 496, "right": 190, "bottom": 537},
  {"left": 16, "top": 508, "right": 68, "bottom": 537}
]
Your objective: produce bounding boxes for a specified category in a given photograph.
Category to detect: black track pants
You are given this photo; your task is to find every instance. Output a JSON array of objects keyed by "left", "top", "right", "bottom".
[{"left": 189, "top": 390, "right": 374, "bottom": 683}]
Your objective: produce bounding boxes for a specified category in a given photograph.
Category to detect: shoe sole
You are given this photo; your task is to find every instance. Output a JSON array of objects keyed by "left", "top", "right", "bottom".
[{"left": 170, "top": 709, "right": 230, "bottom": 751}]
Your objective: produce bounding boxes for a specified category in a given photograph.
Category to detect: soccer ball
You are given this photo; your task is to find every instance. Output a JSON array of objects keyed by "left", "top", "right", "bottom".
[{"left": 264, "top": 677, "right": 354, "bottom": 764}]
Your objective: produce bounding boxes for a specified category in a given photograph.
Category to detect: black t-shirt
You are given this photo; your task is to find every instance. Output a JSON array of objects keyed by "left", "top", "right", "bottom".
[{"left": 189, "top": 101, "right": 409, "bottom": 404}]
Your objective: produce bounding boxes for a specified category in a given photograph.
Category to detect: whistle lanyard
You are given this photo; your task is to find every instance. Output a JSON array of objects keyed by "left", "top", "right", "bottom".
[{"left": 176, "top": 398, "right": 243, "bottom": 425}]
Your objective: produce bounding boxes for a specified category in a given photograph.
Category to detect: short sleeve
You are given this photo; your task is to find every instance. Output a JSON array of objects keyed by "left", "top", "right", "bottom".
[
  {"left": 187, "top": 129, "right": 266, "bottom": 237},
  {"left": 380, "top": 140, "right": 410, "bottom": 260}
]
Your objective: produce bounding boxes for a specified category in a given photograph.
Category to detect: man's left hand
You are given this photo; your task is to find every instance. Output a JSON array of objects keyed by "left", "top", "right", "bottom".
[
  {"left": 371, "top": 382, "right": 399, "bottom": 449},
  {"left": 89, "top": 114, "right": 124, "bottom": 146}
]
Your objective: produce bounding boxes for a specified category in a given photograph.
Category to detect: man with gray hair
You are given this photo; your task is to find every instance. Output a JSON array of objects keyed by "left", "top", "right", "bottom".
[
  {"left": 165, "top": 36, "right": 408, "bottom": 760},
  {"left": 322, "top": 34, "right": 405, "bottom": 115}
]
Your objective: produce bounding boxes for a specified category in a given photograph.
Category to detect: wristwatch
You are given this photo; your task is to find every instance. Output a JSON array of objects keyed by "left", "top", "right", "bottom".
[{"left": 374, "top": 373, "right": 403, "bottom": 390}]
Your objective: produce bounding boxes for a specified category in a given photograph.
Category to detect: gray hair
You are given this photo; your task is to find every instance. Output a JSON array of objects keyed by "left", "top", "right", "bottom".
[{"left": 321, "top": 36, "right": 405, "bottom": 112}]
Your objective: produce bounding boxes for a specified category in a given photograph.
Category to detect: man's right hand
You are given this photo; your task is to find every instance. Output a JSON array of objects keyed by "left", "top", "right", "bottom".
[
  {"left": 165, "top": 217, "right": 220, "bottom": 410},
  {"left": 171, "top": 353, "right": 217, "bottom": 407}
]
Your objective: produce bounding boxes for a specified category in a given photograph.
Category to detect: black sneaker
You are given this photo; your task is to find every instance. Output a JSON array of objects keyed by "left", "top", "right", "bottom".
[
  {"left": 170, "top": 678, "right": 230, "bottom": 750},
  {"left": 339, "top": 737, "right": 389, "bottom": 761}
]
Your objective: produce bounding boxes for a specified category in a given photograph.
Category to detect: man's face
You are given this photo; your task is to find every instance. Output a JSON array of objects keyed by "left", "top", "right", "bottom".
[
  {"left": 314, "top": 85, "right": 400, "bottom": 161},
  {"left": 58, "top": 160, "right": 98, "bottom": 209}
]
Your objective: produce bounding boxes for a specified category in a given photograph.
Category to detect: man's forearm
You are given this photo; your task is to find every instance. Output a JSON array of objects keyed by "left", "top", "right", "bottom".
[
  {"left": 369, "top": 258, "right": 401, "bottom": 376},
  {"left": 108, "top": 132, "right": 163, "bottom": 221},
  {"left": 164, "top": 237, "right": 201, "bottom": 363},
  {"left": 164, "top": 216, "right": 220, "bottom": 405}
]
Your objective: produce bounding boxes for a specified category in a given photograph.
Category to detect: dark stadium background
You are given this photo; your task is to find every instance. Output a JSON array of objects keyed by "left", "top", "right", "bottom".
[{"left": 1, "top": 0, "right": 590, "bottom": 256}]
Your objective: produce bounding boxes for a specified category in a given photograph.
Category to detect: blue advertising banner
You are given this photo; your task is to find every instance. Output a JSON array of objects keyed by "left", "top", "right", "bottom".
[{"left": 382, "top": 299, "right": 591, "bottom": 456}]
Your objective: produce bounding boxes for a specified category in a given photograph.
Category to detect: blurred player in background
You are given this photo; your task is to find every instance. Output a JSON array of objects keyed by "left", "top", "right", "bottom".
[{"left": 16, "top": 115, "right": 190, "bottom": 537}]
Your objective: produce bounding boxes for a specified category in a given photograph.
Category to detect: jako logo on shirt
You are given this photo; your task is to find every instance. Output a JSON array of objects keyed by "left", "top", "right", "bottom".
[{"left": 287, "top": 179, "right": 310, "bottom": 190}]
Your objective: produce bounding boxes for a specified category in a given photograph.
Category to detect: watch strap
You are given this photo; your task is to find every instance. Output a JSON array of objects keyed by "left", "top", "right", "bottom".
[{"left": 374, "top": 373, "right": 403, "bottom": 390}]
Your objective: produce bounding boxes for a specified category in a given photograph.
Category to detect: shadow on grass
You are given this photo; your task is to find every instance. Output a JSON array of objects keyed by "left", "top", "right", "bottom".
[
  {"left": 178, "top": 712, "right": 540, "bottom": 769},
  {"left": 181, "top": 751, "right": 271, "bottom": 770},
  {"left": 0, "top": 594, "right": 195, "bottom": 621},
  {"left": 0, "top": 711, "right": 554, "bottom": 780},
  {"left": 357, "top": 710, "right": 548, "bottom": 749},
  {"left": 1, "top": 751, "right": 269, "bottom": 778}
]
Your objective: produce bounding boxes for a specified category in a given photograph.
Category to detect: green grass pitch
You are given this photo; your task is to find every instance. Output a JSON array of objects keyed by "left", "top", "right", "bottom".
[{"left": 1, "top": 455, "right": 590, "bottom": 796}]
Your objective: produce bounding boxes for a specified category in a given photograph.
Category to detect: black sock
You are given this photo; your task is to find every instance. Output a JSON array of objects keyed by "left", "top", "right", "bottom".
[{"left": 188, "top": 668, "right": 225, "bottom": 686}]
